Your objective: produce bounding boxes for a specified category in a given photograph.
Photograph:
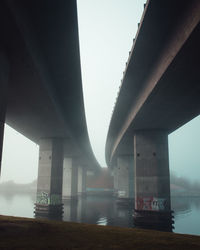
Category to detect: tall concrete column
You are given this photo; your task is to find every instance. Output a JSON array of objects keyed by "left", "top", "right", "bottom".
[
  {"left": 0, "top": 49, "right": 9, "bottom": 172},
  {"left": 116, "top": 155, "right": 134, "bottom": 200},
  {"left": 35, "top": 138, "right": 64, "bottom": 217},
  {"left": 78, "top": 166, "right": 87, "bottom": 196},
  {"left": 0, "top": 123, "right": 5, "bottom": 173},
  {"left": 134, "top": 130, "right": 171, "bottom": 212},
  {"left": 113, "top": 166, "right": 118, "bottom": 196},
  {"left": 62, "top": 158, "right": 78, "bottom": 199}
]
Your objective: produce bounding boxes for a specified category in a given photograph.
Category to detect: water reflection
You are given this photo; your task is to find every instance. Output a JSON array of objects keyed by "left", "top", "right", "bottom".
[
  {"left": 0, "top": 193, "right": 36, "bottom": 218},
  {"left": 0, "top": 193, "right": 199, "bottom": 235},
  {"left": 133, "top": 210, "right": 174, "bottom": 232},
  {"left": 63, "top": 199, "right": 78, "bottom": 222},
  {"left": 34, "top": 196, "right": 174, "bottom": 231},
  {"left": 97, "top": 217, "right": 107, "bottom": 226},
  {"left": 34, "top": 204, "right": 63, "bottom": 221}
]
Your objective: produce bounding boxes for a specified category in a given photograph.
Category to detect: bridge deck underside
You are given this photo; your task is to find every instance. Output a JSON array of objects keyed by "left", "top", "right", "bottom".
[
  {"left": 106, "top": 0, "right": 200, "bottom": 165},
  {"left": 0, "top": 1, "right": 99, "bottom": 168},
  {"left": 129, "top": 23, "right": 200, "bottom": 133}
]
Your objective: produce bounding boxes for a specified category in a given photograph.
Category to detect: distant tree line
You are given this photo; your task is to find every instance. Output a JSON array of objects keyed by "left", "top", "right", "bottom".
[
  {"left": 170, "top": 172, "right": 200, "bottom": 195},
  {"left": 0, "top": 180, "right": 37, "bottom": 194}
]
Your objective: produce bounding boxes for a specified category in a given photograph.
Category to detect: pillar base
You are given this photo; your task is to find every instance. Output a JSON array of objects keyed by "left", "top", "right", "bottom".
[
  {"left": 62, "top": 195, "right": 78, "bottom": 201},
  {"left": 34, "top": 203, "right": 63, "bottom": 220},
  {"left": 78, "top": 192, "right": 87, "bottom": 197},
  {"left": 133, "top": 210, "right": 174, "bottom": 232},
  {"left": 116, "top": 198, "right": 134, "bottom": 207},
  {"left": 113, "top": 189, "right": 118, "bottom": 197}
]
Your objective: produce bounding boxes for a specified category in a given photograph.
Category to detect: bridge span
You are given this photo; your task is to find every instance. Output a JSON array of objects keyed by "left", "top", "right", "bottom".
[
  {"left": 0, "top": 0, "right": 99, "bottom": 216},
  {"left": 106, "top": 0, "right": 200, "bottom": 218}
]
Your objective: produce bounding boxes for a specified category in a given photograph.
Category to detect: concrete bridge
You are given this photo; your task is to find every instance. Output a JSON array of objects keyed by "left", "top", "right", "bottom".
[
  {"left": 0, "top": 0, "right": 99, "bottom": 216},
  {"left": 106, "top": 0, "right": 200, "bottom": 218}
]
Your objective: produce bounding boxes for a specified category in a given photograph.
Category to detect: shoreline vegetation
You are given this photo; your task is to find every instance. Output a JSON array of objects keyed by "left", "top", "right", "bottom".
[
  {"left": 0, "top": 215, "right": 199, "bottom": 249},
  {"left": 0, "top": 180, "right": 37, "bottom": 194}
]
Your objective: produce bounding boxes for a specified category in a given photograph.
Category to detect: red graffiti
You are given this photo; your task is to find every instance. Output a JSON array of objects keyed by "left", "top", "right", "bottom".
[
  {"left": 136, "top": 197, "right": 166, "bottom": 211},
  {"left": 136, "top": 197, "right": 153, "bottom": 210}
]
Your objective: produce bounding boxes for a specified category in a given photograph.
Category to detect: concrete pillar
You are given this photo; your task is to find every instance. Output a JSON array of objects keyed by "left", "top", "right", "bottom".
[
  {"left": 116, "top": 155, "right": 134, "bottom": 200},
  {"left": 0, "top": 123, "right": 5, "bottom": 173},
  {"left": 62, "top": 158, "right": 78, "bottom": 199},
  {"left": 0, "top": 50, "right": 9, "bottom": 172},
  {"left": 35, "top": 138, "right": 64, "bottom": 217},
  {"left": 134, "top": 130, "right": 171, "bottom": 212},
  {"left": 82, "top": 168, "right": 86, "bottom": 194},
  {"left": 78, "top": 166, "right": 87, "bottom": 196},
  {"left": 113, "top": 166, "right": 118, "bottom": 196}
]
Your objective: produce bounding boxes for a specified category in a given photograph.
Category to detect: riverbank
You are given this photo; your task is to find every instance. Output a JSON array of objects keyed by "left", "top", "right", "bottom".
[{"left": 0, "top": 215, "right": 200, "bottom": 249}]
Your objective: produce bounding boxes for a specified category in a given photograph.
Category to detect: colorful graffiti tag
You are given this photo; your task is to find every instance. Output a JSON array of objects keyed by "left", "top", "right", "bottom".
[
  {"left": 136, "top": 197, "right": 167, "bottom": 211},
  {"left": 37, "top": 192, "right": 62, "bottom": 205},
  {"left": 37, "top": 192, "right": 50, "bottom": 205}
]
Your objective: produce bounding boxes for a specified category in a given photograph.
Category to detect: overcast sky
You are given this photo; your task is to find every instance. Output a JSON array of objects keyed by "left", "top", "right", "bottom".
[{"left": 1, "top": 0, "right": 200, "bottom": 184}]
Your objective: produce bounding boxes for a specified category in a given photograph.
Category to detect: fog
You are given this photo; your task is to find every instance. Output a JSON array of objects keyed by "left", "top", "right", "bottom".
[{"left": 1, "top": 0, "right": 200, "bottom": 184}]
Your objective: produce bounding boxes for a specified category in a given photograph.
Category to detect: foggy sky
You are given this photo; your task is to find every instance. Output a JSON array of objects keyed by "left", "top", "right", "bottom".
[{"left": 1, "top": 0, "right": 200, "bottom": 183}]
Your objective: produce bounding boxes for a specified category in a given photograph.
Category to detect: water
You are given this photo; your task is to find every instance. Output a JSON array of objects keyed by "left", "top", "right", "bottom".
[
  {"left": 0, "top": 193, "right": 199, "bottom": 236},
  {"left": 171, "top": 197, "right": 200, "bottom": 235}
]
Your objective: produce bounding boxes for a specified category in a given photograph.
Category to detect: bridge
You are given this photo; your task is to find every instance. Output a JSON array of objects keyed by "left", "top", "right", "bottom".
[
  {"left": 0, "top": 0, "right": 99, "bottom": 216},
  {"left": 106, "top": 0, "right": 200, "bottom": 217}
]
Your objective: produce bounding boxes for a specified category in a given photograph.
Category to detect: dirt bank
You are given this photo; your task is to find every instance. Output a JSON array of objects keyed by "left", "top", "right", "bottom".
[{"left": 0, "top": 215, "right": 199, "bottom": 249}]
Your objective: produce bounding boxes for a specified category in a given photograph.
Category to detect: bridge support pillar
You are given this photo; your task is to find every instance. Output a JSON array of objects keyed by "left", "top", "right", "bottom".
[
  {"left": 0, "top": 122, "right": 5, "bottom": 172},
  {"left": 62, "top": 158, "right": 78, "bottom": 200},
  {"left": 133, "top": 130, "right": 173, "bottom": 231},
  {"left": 134, "top": 130, "right": 170, "bottom": 211},
  {"left": 35, "top": 138, "right": 64, "bottom": 219},
  {"left": 0, "top": 50, "right": 9, "bottom": 172},
  {"left": 78, "top": 167, "right": 87, "bottom": 196},
  {"left": 113, "top": 166, "right": 119, "bottom": 197},
  {"left": 116, "top": 155, "right": 134, "bottom": 204}
]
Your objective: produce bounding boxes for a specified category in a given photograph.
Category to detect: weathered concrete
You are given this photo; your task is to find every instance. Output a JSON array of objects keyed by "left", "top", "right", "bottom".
[
  {"left": 105, "top": 0, "right": 199, "bottom": 230},
  {"left": 113, "top": 166, "right": 119, "bottom": 196},
  {"left": 62, "top": 158, "right": 78, "bottom": 199},
  {"left": 0, "top": 123, "right": 4, "bottom": 172},
  {"left": 78, "top": 167, "right": 87, "bottom": 196},
  {"left": 134, "top": 130, "right": 170, "bottom": 212},
  {"left": 36, "top": 138, "right": 64, "bottom": 208},
  {"left": 0, "top": 0, "right": 99, "bottom": 172},
  {"left": 106, "top": 0, "right": 200, "bottom": 167},
  {"left": 0, "top": 49, "right": 9, "bottom": 172},
  {"left": 62, "top": 158, "right": 72, "bottom": 199},
  {"left": 116, "top": 155, "right": 134, "bottom": 199}
]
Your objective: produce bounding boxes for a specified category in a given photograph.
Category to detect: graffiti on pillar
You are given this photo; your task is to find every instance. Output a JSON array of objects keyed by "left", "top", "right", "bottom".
[
  {"left": 37, "top": 192, "right": 50, "bottom": 205},
  {"left": 50, "top": 194, "right": 62, "bottom": 205},
  {"left": 136, "top": 197, "right": 167, "bottom": 211},
  {"left": 152, "top": 198, "right": 166, "bottom": 210}
]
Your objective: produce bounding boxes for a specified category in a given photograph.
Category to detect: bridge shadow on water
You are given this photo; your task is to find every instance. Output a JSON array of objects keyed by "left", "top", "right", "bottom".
[
  {"left": 34, "top": 196, "right": 174, "bottom": 232},
  {"left": 133, "top": 210, "right": 174, "bottom": 232}
]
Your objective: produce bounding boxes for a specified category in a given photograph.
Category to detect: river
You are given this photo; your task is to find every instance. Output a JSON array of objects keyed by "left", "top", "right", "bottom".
[{"left": 0, "top": 193, "right": 199, "bottom": 236}]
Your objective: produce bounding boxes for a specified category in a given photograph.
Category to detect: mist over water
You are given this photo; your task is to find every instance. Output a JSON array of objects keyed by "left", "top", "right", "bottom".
[{"left": 0, "top": 186, "right": 199, "bottom": 236}]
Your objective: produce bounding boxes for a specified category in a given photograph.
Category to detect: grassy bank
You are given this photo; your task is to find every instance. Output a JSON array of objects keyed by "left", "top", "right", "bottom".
[{"left": 0, "top": 215, "right": 200, "bottom": 249}]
